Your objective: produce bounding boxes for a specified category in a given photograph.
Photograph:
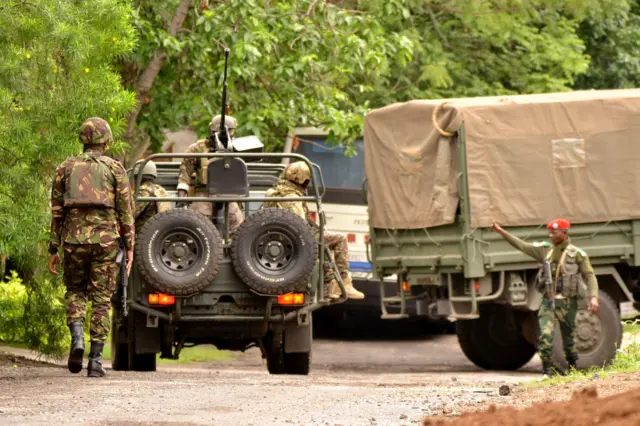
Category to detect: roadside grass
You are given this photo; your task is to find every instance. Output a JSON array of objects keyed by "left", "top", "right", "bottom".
[
  {"left": 87, "top": 336, "right": 232, "bottom": 364},
  {"left": 530, "top": 321, "right": 640, "bottom": 387}
]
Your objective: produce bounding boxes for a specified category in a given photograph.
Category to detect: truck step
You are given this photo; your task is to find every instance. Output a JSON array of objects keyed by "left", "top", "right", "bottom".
[{"left": 382, "top": 296, "right": 416, "bottom": 304}]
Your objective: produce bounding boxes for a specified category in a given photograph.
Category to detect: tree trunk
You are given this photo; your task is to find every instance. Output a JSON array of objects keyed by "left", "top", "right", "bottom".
[{"left": 123, "top": 0, "right": 192, "bottom": 167}]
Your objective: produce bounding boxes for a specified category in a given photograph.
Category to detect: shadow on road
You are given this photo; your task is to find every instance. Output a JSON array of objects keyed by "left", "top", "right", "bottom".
[{"left": 313, "top": 310, "right": 456, "bottom": 341}]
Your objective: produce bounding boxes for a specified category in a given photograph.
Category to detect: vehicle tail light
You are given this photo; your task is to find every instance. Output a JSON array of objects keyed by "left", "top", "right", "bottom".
[
  {"left": 309, "top": 212, "right": 317, "bottom": 223},
  {"left": 148, "top": 293, "right": 175, "bottom": 306},
  {"left": 277, "top": 293, "right": 305, "bottom": 305},
  {"left": 347, "top": 233, "right": 356, "bottom": 243},
  {"left": 364, "top": 234, "right": 370, "bottom": 244},
  {"left": 402, "top": 281, "right": 410, "bottom": 292}
]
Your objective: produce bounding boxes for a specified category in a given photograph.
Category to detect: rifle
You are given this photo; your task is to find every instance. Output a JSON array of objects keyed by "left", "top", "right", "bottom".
[
  {"left": 208, "top": 48, "right": 231, "bottom": 152},
  {"left": 542, "top": 260, "right": 555, "bottom": 310},
  {"left": 116, "top": 237, "right": 128, "bottom": 317}
]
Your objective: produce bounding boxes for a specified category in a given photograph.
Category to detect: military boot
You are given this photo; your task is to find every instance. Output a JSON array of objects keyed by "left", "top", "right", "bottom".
[
  {"left": 87, "top": 341, "right": 107, "bottom": 378},
  {"left": 541, "top": 359, "right": 555, "bottom": 377},
  {"left": 566, "top": 355, "right": 578, "bottom": 372},
  {"left": 342, "top": 274, "right": 365, "bottom": 300},
  {"left": 67, "top": 322, "right": 85, "bottom": 374},
  {"left": 326, "top": 279, "right": 341, "bottom": 300}
]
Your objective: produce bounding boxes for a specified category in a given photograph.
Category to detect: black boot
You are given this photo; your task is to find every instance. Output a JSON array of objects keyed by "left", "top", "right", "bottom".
[
  {"left": 67, "top": 322, "right": 85, "bottom": 374},
  {"left": 542, "top": 359, "right": 555, "bottom": 377},
  {"left": 566, "top": 356, "right": 578, "bottom": 372},
  {"left": 87, "top": 341, "right": 106, "bottom": 378}
]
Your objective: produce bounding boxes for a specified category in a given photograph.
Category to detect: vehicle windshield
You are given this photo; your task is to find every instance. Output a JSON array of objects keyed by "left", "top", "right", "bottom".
[{"left": 293, "top": 136, "right": 365, "bottom": 205}]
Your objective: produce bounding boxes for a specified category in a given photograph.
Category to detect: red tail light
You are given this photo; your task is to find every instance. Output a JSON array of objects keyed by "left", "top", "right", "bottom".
[
  {"left": 309, "top": 212, "right": 317, "bottom": 222},
  {"left": 277, "top": 293, "right": 305, "bottom": 305},
  {"left": 364, "top": 234, "right": 370, "bottom": 244},
  {"left": 148, "top": 293, "right": 175, "bottom": 306},
  {"left": 347, "top": 233, "right": 356, "bottom": 243}
]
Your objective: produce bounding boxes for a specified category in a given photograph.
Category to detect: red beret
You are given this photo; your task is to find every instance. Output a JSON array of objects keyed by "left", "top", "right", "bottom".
[{"left": 547, "top": 218, "right": 570, "bottom": 230}]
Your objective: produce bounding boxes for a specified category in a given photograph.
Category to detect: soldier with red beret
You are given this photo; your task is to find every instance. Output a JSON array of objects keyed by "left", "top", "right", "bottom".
[{"left": 491, "top": 218, "right": 599, "bottom": 376}]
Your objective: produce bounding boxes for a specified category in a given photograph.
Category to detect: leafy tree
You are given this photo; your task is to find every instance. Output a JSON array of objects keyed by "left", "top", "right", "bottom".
[
  {"left": 574, "top": 1, "right": 640, "bottom": 89},
  {"left": 0, "top": 0, "right": 136, "bottom": 355}
]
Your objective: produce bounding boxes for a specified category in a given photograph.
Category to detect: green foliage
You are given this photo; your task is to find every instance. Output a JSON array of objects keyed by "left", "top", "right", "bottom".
[
  {"left": 0, "top": 0, "right": 137, "bottom": 356},
  {"left": 0, "top": 272, "right": 27, "bottom": 344},
  {"left": 126, "top": 0, "right": 631, "bottom": 156},
  {"left": 574, "top": 1, "right": 640, "bottom": 89}
]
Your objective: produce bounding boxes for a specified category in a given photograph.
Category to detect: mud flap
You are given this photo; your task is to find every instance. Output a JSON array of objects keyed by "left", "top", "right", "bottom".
[{"left": 284, "top": 314, "right": 313, "bottom": 354}]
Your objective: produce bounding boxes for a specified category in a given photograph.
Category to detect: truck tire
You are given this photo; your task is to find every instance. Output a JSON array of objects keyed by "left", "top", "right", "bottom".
[
  {"left": 551, "top": 290, "right": 621, "bottom": 370},
  {"left": 231, "top": 208, "right": 317, "bottom": 295},
  {"left": 135, "top": 209, "right": 224, "bottom": 296},
  {"left": 110, "top": 307, "right": 129, "bottom": 371},
  {"left": 264, "top": 326, "right": 312, "bottom": 376},
  {"left": 111, "top": 310, "right": 157, "bottom": 372},
  {"left": 457, "top": 304, "right": 536, "bottom": 370}
]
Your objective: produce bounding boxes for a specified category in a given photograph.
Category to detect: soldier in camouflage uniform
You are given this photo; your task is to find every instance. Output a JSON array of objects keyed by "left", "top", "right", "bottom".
[
  {"left": 48, "top": 117, "right": 135, "bottom": 378},
  {"left": 263, "top": 161, "right": 365, "bottom": 300},
  {"left": 176, "top": 115, "right": 244, "bottom": 233},
  {"left": 132, "top": 160, "right": 170, "bottom": 230},
  {"left": 491, "top": 219, "right": 599, "bottom": 376}
]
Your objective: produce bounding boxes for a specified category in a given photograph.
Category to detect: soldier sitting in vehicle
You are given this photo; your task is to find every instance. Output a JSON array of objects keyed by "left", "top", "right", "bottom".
[
  {"left": 263, "top": 161, "right": 365, "bottom": 300},
  {"left": 132, "top": 160, "right": 170, "bottom": 230},
  {"left": 176, "top": 115, "right": 244, "bottom": 233}
]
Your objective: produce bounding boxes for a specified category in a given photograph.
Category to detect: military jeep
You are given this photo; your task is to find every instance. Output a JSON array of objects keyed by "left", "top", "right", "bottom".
[{"left": 111, "top": 149, "right": 343, "bottom": 375}]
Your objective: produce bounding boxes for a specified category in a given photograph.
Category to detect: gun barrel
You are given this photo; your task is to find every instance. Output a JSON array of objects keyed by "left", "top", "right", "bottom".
[{"left": 219, "top": 48, "right": 230, "bottom": 149}]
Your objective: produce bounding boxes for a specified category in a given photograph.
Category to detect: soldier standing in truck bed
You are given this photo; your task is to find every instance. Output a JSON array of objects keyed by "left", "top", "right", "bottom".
[
  {"left": 491, "top": 219, "right": 599, "bottom": 376},
  {"left": 176, "top": 115, "right": 244, "bottom": 233}
]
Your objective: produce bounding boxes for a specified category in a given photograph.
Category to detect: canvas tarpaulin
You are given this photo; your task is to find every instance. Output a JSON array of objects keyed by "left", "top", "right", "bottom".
[{"left": 363, "top": 89, "right": 640, "bottom": 229}]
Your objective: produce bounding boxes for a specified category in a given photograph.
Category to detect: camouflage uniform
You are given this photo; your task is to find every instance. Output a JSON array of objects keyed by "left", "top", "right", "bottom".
[
  {"left": 501, "top": 230, "right": 598, "bottom": 371},
  {"left": 263, "top": 161, "right": 364, "bottom": 300},
  {"left": 132, "top": 160, "right": 170, "bottom": 230},
  {"left": 134, "top": 181, "right": 170, "bottom": 229},
  {"left": 177, "top": 115, "right": 243, "bottom": 233},
  {"left": 49, "top": 117, "right": 134, "bottom": 376}
]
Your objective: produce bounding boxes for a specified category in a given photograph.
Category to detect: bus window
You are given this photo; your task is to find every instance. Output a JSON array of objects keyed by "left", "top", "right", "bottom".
[{"left": 294, "top": 136, "right": 365, "bottom": 205}]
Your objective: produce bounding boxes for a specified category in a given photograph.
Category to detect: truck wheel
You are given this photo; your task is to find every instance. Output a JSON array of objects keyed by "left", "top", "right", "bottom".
[
  {"left": 551, "top": 290, "right": 621, "bottom": 370},
  {"left": 135, "top": 209, "right": 224, "bottom": 296},
  {"left": 110, "top": 307, "right": 129, "bottom": 371},
  {"left": 111, "top": 311, "right": 158, "bottom": 372},
  {"left": 456, "top": 304, "right": 536, "bottom": 370},
  {"left": 231, "top": 208, "right": 317, "bottom": 295},
  {"left": 264, "top": 328, "right": 312, "bottom": 375}
]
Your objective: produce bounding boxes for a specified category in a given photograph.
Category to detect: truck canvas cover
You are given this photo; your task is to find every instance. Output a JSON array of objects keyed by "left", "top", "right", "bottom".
[{"left": 363, "top": 89, "right": 640, "bottom": 229}]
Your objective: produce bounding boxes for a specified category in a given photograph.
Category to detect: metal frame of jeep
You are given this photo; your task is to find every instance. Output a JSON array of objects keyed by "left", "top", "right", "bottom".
[{"left": 112, "top": 152, "right": 346, "bottom": 375}]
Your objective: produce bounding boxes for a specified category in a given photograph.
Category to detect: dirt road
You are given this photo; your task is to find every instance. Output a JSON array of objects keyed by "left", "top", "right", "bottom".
[{"left": 0, "top": 334, "right": 636, "bottom": 426}]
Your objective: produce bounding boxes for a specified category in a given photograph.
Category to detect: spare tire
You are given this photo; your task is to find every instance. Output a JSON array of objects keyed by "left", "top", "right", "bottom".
[
  {"left": 135, "top": 209, "right": 223, "bottom": 296},
  {"left": 230, "top": 208, "right": 317, "bottom": 295}
]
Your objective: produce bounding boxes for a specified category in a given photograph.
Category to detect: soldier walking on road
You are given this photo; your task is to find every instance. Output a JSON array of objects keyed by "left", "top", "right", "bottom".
[
  {"left": 132, "top": 160, "right": 170, "bottom": 230},
  {"left": 263, "top": 161, "right": 365, "bottom": 300},
  {"left": 491, "top": 219, "right": 599, "bottom": 376},
  {"left": 176, "top": 115, "right": 244, "bottom": 233},
  {"left": 48, "top": 117, "right": 135, "bottom": 377}
]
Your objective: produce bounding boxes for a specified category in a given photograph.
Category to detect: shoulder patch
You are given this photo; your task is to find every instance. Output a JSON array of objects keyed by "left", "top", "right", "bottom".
[{"left": 532, "top": 241, "right": 551, "bottom": 247}]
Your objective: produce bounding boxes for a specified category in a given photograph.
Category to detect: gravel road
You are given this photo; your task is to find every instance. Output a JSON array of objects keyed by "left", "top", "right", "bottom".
[{"left": 0, "top": 333, "right": 543, "bottom": 426}]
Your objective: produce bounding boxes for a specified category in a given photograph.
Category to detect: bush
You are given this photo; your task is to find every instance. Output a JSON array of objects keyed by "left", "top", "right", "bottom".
[{"left": 0, "top": 272, "right": 27, "bottom": 344}]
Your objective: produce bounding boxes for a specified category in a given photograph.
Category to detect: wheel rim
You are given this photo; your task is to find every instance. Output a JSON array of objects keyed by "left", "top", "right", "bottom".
[
  {"left": 252, "top": 228, "right": 296, "bottom": 275},
  {"left": 574, "top": 310, "right": 604, "bottom": 355},
  {"left": 156, "top": 228, "right": 202, "bottom": 273}
]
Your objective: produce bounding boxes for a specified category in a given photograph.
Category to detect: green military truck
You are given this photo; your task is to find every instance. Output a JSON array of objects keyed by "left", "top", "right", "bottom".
[
  {"left": 111, "top": 145, "right": 345, "bottom": 375},
  {"left": 364, "top": 89, "right": 640, "bottom": 371}
]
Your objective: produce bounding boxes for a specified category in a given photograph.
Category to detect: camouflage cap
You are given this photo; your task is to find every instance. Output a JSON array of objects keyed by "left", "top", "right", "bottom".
[
  {"left": 284, "top": 161, "right": 311, "bottom": 185},
  {"left": 79, "top": 117, "right": 113, "bottom": 145},
  {"left": 133, "top": 160, "right": 157, "bottom": 178},
  {"left": 209, "top": 115, "right": 237, "bottom": 133}
]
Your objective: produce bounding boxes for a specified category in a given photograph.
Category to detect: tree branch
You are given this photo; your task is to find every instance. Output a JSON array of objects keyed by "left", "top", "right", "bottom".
[
  {"left": 123, "top": 0, "right": 192, "bottom": 167},
  {"left": 426, "top": 4, "right": 450, "bottom": 48}
]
